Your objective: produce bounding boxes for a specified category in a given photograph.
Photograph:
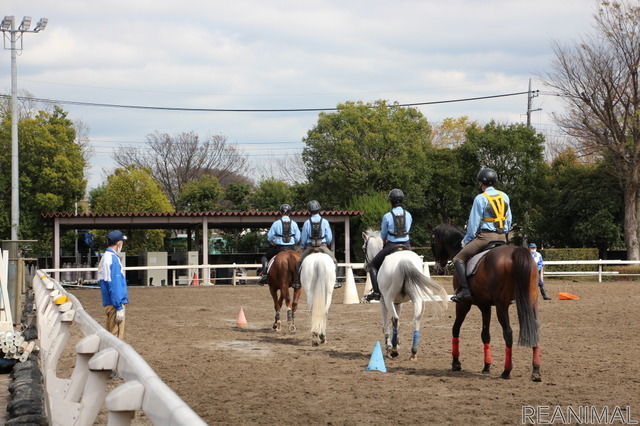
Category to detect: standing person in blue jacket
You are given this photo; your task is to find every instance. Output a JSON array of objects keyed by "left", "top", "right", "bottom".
[
  {"left": 258, "top": 203, "right": 301, "bottom": 285},
  {"left": 293, "top": 200, "right": 339, "bottom": 289},
  {"left": 451, "top": 168, "right": 512, "bottom": 303},
  {"left": 98, "top": 230, "right": 129, "bottom": 339},
  {"left": 529, "top": 243, "right": 551, "bottom": 300},
  {"left": 364, "top": 189, "right": 412, "bottom": 302}
]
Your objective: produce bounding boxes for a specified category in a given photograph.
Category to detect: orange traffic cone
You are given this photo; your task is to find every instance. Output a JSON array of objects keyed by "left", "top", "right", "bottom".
[
  {"left": 558, "top": 292, "right": 579, "bottom": 300},
  {"left": 236, "top": 307, "right": 248, "bottom": 326},
  {"left": 191, "top": 273, "right": 199, "bottom": 286}
]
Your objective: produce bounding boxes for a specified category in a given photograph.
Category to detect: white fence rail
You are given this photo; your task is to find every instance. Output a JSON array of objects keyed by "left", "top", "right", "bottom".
[
  {"left": 33, "top": 270, "right": 206, "bottom": 426},
  {"left": 43, "top": 259, "right": 640, "bottom": 286}
]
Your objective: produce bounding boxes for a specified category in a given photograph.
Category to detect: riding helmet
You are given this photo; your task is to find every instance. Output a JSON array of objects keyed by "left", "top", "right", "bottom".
[
  {"left": 279, "top": 203, "right": 292, "bottom": 215},
  {"left": 307, "top": 200, "right": 321, "bottom": 214},
  {"left": 388, "top": 188, "right": 404, "bottom": 205},
  {"left": 477, "top": 168, "right": 498, "bottom": 186}
]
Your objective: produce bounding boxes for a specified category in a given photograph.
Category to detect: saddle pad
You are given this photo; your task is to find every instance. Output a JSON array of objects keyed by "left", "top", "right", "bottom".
[
  {"left": 266, "top": 257, "right": 276, "bottom": 274},
  {"left": 466, "top": 250, "right": 490, "bottom": 277}
]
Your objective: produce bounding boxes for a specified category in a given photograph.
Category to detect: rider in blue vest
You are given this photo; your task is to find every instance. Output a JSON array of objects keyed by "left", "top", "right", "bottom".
[
  {"left": 258, "top": 204, "right": 301, "bottom": 285},
  {"left": 364, "top": 189, "right": 413, "bottom": 301},
  {"left": 292, "top": 200, "right": 339, "bottom": 289},
  {"left": 450, "top": 168, "right": 512, "bottom": 303}
]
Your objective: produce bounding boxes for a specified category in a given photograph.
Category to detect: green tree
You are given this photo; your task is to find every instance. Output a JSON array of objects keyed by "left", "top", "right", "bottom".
[
  {"left": 534, "top": 149, "right": 623, "bottom": 256},
  {"left": 0, "top": 106, "right": 86, "bottom": 255},
  {"left": 176, "top": 174, "right": 223, "bottom": 212},
  {"left": 92, "top": 165, "right": 174, "bottom": 254},
  {"left": 248, "top": 179, "right": 294, "bottom": 211},
  {"left": 223, "top": 182, "right": 251, "bottom": 211},
  {"left": 541, "top": 0, "right": 640, "bottom": 259},
  {"left": 302, "top": 100, "right": 432, "bottom": 209},
  {"left": 458, "top": 121, "right": 547, "bottom": 242}
]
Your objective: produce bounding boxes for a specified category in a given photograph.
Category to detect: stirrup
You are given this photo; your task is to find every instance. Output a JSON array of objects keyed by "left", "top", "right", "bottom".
[
  {"left": 364, "top": 292, "right": 380, "bottom": 301},
  {"left": 258, "top": 275, "right": 268, "bottom": 286},
  {"left": 450, "top": 289, "right": 471, "bottom": 303}
]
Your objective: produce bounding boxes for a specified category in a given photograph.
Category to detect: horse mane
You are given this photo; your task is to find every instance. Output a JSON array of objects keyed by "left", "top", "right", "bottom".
[
  {"left": 364, "top": 228, "right": 381, "bottom": 239},
  {"left": 434, "top": 223, "right": 464, "bottom": 247}
]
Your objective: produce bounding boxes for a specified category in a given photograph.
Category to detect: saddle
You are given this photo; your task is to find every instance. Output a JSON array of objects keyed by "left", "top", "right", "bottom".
[
  {"left": 465, "top": 240, "right": 506, "bottom": 277},
  {"left": 266, "top": 248, "right": 295, "bottom": 275}
]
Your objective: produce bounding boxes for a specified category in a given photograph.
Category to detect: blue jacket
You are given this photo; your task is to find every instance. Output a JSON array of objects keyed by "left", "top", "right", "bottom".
[
  {"left": 531, "top": 250, "right": 543, "bottom": 271},
  {"left": 463, "top": 186, "right": 512, "bottom": 244},
  {"left": 381, "top": 206, "right": 412, "bottom": 243},
  {"left": 98, "top": 248, "right": 128, "bottom": 310},
  {"left": 267, "top": 216, "right": 301, "bottom": 246},
  {"left": 300, "top": 214, "right": 332, "bottom": 248}
]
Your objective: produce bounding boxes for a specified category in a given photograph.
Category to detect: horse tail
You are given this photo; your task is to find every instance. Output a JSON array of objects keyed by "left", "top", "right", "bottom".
[
  {"left": 512, "top": 246, "right": 540, "bottom": 347},
  {"left": 309, "top": 255, "right": 334, "bottom": 336},
  {"left": 397, "top": 260, "right": 448, "bottom": 319}
]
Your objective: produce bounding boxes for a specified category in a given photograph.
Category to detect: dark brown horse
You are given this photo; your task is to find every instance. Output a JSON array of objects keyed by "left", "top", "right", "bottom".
[
  {"left": 267, "top": 249, "right": 303, "bottom": 332},
  {"left": 431, "top": 223, "right": 542, "bottom": 381}
]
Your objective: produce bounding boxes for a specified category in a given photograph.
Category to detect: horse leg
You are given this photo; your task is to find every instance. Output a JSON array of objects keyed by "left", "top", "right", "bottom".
[
  {"left": 282, "top": 285, "right": 297, "bottom": 333},
  {"left": 410, "top": 300, "right": 424, "bottom": 362},
  {"left": 496, "top": 303, "right": 513, "bottom": 379},
  {"left": 270, "top": 287, "right": 282, "bottom": 331},
  {"left": 380, "top": 299, "right": 393, "bottom": 356},
  {"left": 479, "top": 305, "right": 492, "bottom": 373},
  {"left": 390, "top": 315, "right": 400, "bottom": 358},
  {"left": 290, "top": 288, "right": 302, "bottom": 333},
  {"left": 452, "top": 302, "right": 472, "bottom": 372},
  {"left": 531, "top": 346, "right": 542, "bottom": 382}
]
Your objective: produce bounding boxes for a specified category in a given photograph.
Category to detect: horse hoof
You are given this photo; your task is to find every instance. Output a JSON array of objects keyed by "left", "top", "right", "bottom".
[
  {"left": 288, "top": 324, "right": 296, "bottom": 333},
  {"left": 389, "top": 350, "right": 399, "bottom": 358},
  {"left": 320, "top": 334, "right": 326, "bottom": 344},
  {"left": 482, "top": 364, "right": 491, "bottom": 374},
  {"left": 531, "top": 374, "right": 542, "bottom": 382},
  {"left": 452, "top": 361, "right": 462, "bottom": 372},
  {"left": 501, "top": 371, "right": 511, "bottom": 379},
  {"left": 312, "top": 340, "right": 319, "bottom": 347},
  {"left": 410, "top": 354, "right": 417, "bottom": 362}
]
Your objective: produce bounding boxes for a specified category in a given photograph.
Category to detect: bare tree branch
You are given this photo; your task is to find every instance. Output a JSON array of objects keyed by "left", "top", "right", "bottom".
[{"left": 113, "top": 131, "right": 248, "bottom": 207}]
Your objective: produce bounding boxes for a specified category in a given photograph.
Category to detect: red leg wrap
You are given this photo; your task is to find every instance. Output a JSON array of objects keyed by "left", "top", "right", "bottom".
[
  {"left": 452, "top": 337, "right": 460, "bottom": 358},
  {"left": 504, "top": 346, "right": 513, "bottom": 371},
  {"left": 483, "top": 343, "right": 492, "bottom": 365},
  {"left": 532, "top": 346, "right": 541, "bottom": 367}
]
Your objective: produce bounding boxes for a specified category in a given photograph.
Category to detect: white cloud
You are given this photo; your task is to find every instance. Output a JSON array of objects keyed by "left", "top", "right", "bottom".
[{"left": 1, "top": 0, "right": 597, "bottom": 189}]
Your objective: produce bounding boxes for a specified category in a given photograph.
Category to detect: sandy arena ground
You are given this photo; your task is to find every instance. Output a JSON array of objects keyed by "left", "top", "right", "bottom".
[{"left": 60, "top": 278, "right": 640, "bottom": 425}]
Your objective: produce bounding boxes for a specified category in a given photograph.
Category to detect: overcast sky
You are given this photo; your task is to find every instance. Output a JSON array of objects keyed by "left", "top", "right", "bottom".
[{"left": 1, "top": 0, "right": 597, "bottom": 191}]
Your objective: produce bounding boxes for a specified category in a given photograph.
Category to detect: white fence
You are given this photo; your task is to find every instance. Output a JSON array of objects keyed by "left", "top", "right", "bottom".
[
  {"left": 43, "top": 259, "right": 640, "bottom": 287},
  {"left": 33, "top": 270, "right": 206, "bottom": 426}
]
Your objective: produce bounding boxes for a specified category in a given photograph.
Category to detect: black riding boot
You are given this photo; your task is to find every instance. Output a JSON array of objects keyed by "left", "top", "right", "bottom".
[
  {"left": 258, "top": 256, "right": 268, "bottom": 285},
  {"left": 450, "top": 260, "right": 472, "bottom": 303},
  {"left": 291, "top": 261, "right": 301, "bottom": 289},
  {"left": 364, "top": 267, "right": 381, "bottom": 301},
  {"left": 539, "top": 284, "right": 551, "bottom": 300}
]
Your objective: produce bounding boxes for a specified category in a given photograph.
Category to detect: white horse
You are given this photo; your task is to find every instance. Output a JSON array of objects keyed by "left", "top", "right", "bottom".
[
  {"left": 300, "top": 252, "right": 337, "bottom": 346},
  {"left": 363, "top": 229, "right": 448, "bottom": 361}
]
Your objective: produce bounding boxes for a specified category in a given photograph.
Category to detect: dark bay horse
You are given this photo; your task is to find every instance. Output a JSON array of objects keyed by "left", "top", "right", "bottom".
[
  {"left": 267, "top": 249, "right": 302, "bottom": 332},
  {"left": 431, "top": 223, "right": 542, "bottom": 381}
]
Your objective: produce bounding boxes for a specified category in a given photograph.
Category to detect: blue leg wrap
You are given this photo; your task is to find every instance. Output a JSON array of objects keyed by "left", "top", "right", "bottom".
[{"left": 413, "top": 330, "right": 419, "bottom": 348}]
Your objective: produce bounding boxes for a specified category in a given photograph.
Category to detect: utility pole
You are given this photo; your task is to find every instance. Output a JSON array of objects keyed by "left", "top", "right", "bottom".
[
  {"left": 1, "top": 16, "right": 48, "bottom": 240},
  {"left": 526, "top": 78, "right": 541, "bottom": 128}
]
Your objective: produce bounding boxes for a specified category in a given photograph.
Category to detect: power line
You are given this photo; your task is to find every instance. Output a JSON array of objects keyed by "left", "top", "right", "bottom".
[{"left": 0, "top": 91, "right": 530, "bottom": 113}]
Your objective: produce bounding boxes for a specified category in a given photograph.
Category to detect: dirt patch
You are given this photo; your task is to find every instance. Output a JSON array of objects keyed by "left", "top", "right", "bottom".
[{"left": 62, "top": 279, "right": 640, "bottom": 425}]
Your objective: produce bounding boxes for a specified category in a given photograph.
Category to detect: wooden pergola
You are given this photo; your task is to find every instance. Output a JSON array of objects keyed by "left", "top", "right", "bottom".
[{"left": 43, "top": 210, "right": 363, "bottom": 279}]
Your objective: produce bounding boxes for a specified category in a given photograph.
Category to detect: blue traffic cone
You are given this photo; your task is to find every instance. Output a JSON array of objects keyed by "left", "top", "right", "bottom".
[{"left": 366, "top": 341, "right": 387, "bottom": 372}]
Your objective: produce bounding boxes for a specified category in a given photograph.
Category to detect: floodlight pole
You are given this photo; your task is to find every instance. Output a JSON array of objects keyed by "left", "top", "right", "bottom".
[{"left": 1, "top": 16, "right": 48, "bottom": 240}]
